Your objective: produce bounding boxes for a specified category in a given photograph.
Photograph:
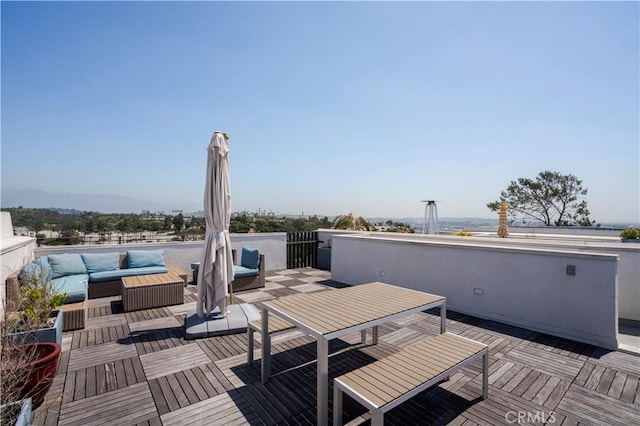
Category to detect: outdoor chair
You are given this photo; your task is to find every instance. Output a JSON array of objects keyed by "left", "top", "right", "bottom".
[{"left": 190, "top": 246, "right": 265, "bottom": 292}]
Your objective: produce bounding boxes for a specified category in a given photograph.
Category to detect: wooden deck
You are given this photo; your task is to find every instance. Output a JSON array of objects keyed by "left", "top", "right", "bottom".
[{"left": 33, "top": 268, "right": 640, "bottom": 425}]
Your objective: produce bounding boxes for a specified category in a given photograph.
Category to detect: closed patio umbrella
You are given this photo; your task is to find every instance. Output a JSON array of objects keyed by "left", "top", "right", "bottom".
[{"left": 196, "top": 131, "right": 234, "bottom": 318}]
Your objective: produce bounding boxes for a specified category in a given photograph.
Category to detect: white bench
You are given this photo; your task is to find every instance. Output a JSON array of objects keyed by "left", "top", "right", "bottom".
[
  {"left": 247, "top": 317, "right": 378, "bottom": 365},
  {"left": 246, "top": 316, "right": 297, "bottom": 364},
  {"left": 333, "top": 332, "right": 489, "bottom": 426}
]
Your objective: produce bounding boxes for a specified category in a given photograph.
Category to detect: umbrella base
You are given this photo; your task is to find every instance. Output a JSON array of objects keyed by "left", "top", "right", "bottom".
[{"left": 184, "top": 303, "right": 260, "bottom": 339}]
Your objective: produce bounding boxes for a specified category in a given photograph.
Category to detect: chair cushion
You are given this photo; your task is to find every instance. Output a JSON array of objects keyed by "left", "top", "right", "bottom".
[
  {"left": 233, "top": 265, "right": 259, "bottom": 278},
  {"left": 89, "top": 266, "right": 168, "bottom": 283},
  {"left": 127, "top": 249, "right": 165, "bottom": 268},
  {"left": 51, "top": 274, "right": 89, "bottom": 303},
  {"left": 47, "top": 253, "right": 87, "bottom": 279},
  {"left": 240, "top": 247, "right": 260, "bottom": 269},
  {"left": 81, "top": 252, "right": 120, "bottom": 274},
  {"left": 191, "top": 262, "right": 200, "bottom": 270}
]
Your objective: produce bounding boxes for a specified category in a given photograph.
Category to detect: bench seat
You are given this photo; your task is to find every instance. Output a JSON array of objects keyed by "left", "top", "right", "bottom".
[
  {"left": 246, "top": 316, "right": 296, "bottom": 364},
  {"left": 334, "top": 332, "right": 489, "bottom": 426}
]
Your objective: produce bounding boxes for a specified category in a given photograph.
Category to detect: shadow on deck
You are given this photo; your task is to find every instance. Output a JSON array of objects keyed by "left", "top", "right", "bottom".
[{"left": 33, "top": 268, "right": 640, "bottom": 425}]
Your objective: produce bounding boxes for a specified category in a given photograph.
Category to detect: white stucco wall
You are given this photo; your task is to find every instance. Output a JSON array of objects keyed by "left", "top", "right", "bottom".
[
  {"left": 331, "top": 234, "right": 619, "bottom": 349},
  {"left": 318, "top": 229, "right": 639, "bottom": 322},
  {"left": 1, "top": 212, "right": 14, "bottom": 239},
  {"left": 0, "top": 212, "right": 38, "bottom": 316}
]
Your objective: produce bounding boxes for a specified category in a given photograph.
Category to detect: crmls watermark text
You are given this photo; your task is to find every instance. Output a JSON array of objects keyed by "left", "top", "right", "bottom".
[{"left": 505, "top": 411, "right": 556, "bottom": 424}]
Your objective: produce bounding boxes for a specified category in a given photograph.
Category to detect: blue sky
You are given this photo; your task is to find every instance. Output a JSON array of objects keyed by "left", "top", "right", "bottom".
[{"left": 1, "top": 1, "right": 638, "bottom": 223}]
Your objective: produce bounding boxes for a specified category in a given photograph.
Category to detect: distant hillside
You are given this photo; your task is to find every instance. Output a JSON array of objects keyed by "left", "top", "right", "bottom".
[{"left": 1, "top": 188, "right": 198, "bottom": 214}]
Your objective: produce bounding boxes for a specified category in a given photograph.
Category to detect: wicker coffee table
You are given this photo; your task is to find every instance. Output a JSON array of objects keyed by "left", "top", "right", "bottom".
[{"left": 121, "top": 272, "right": 184, "bottom": 312}]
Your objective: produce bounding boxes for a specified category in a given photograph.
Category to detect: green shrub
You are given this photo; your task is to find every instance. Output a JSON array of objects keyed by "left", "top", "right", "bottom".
[
  {"left": 452, "top": 230, "right": 473, "bottom": 237},
  {"left": 620, "top": 227, "right": 640, "bottom": 240},
  {"left": 13, "top": 268, "right": 66, "bottom": 332}
]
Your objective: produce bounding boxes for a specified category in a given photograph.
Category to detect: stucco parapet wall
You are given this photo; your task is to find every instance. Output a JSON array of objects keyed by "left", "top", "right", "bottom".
[
  {"left": 332, "top": 233, "right": 620, "bottom": 261},
  {"left": 0, "top": 236, "right": 36, "bottom": 256}
]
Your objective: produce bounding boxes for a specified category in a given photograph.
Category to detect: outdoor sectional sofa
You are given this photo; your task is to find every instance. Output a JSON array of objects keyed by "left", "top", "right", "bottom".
[{"left": 5, "top": 249, "right": 180, "bottom": 331}]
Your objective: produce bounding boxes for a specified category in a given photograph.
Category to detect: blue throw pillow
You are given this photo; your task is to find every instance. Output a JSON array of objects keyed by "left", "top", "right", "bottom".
[
  {"left": 38, "top": 257, "right": 53, "bottom": 279},
  {"left": 81, "top": 252, "right": 120, "bottom": 274},
  {"left": 18, "top": 262, "right": 42, "bottom": 285},
  {"left": 241, "top": 247, "right": 260, "bottom": 269},
  {"left": 47, "top": 253, "right": 87, "bottom": 279},
  {"left": 127, "top": 249, "right": 165, "bottom": 268}
]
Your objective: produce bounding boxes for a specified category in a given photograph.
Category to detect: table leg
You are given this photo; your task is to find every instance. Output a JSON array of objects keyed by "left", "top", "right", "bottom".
[
  {"left": 247, "top": 326, "right": 254, "bottom": 364},
  {"left": 440, "top": 300, "right": 447, "bottom": 334},
  {"left": 317, "top": 337, "right": 329, "bottom": 426},
  {"left": 261, "top": 309, "right": 271, "bottom": 384},
  {"left": 373, "top": 325, "right": 379, "bottom": 344}
]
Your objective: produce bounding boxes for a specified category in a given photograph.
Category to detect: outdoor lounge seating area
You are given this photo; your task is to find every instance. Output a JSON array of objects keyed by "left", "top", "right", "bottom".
[
  {"left": 190, "top": 246, "right": 265, "bottom": 292},
  {"left": 5, "top": 249, "right": 187, "bottom": 331},
  {"left": 27, "top": 267, "right": 640, "bottom": 425}
]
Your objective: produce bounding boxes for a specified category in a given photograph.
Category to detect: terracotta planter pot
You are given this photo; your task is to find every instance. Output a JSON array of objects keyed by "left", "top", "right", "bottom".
[{"left": 14, "top": 343, "right": 61, "bottom": 407}]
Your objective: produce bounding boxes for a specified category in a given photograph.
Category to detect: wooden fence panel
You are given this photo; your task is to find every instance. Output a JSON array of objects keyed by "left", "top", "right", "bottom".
[{"left": 286, "top": 231, "right": 318, "bottom": 269}]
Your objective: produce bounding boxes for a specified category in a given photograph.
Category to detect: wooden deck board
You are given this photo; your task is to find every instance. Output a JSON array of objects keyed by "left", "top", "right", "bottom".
[
  {"left": 31, "top": 269, "right": 639, "bottom": 426},
  {"left": 58, "top": 382, "right": 156, "bottom": 426}
]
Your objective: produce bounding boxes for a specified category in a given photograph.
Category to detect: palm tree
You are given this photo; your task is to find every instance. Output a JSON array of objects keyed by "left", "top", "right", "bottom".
[{"left": 332, "top": 213, "right": 376, "bottom": 231}]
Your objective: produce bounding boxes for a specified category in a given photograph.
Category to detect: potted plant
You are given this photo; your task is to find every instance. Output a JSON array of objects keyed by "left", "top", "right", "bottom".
[
  {"left": 620, "top": 227, "right": 640, "bottom": 243},
  {"left": 6, "top": 266, "right": 66, "bottom": 345},
  {"left": 1, "top": 263, "right": 65, "bottom": 423},
  {"left": 1, "top": 304, "right": 39, "bottom": 424}
]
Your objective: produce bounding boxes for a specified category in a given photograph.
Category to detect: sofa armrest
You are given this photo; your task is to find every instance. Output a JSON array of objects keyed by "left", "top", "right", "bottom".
[
  {"left": 5, "top": 271, "right": 21, "bottom": 312},
  {"left": 258, "top": 254, "right": 265, "bottom": 286}
]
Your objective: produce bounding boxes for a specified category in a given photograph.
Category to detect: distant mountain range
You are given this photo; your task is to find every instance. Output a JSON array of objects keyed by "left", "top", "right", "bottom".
[{"left": 1, "top": 188, "right": 198, "bottom": 214}]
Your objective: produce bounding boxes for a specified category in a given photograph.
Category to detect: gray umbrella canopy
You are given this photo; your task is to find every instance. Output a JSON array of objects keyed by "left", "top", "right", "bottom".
[{"left": 196, "top": 132, "right": 234, "bottom": 318}]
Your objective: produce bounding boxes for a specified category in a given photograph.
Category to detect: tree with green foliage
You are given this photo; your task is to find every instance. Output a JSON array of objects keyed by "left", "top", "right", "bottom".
[
  {"left": 163, "top": 216, "right": 172, "bottom": 231},
  {"left": 172, "top": 214, "right": 184, "bottom": 233},
  {"left": 332, "top": 213, "right": 376, "bottom": 231},
  {"left": 487, "top": 170, "right": 594, "bottom": 226}
]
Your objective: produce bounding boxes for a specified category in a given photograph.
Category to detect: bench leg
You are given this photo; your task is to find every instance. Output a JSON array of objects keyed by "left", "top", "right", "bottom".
[
  {"left": 372, "top": 325, "right": 379, "bottom": 345},
  {"left": 371, "top": 409, "right": 384, "bottom": 426},
  {"left": 361, "top": 329, "right": 367, "bottom": 344},
  {"left": 247, "top": 327, "right": 254, "bottom": 365},
  {"left": 333, "top": 384, "right": 343, "bottom": 426},
  {"left": 482, "top": 349, "right": 489, "bottom": 399}
]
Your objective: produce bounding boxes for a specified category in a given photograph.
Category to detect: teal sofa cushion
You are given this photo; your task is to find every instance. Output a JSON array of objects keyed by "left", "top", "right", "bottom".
[
  {"left": 233, "top": 265, "right": 259, "bottom": 278},
  {"left": 39, "top": 256, "right": 53, "bottom": 280},
  {"left": 127, "top": 250, "right": 165, "bottom": 268},
  {"left": 18, "top": 258, "right": 54, "bottom": 285},
  {"left": 89, "top": 266, "right": 168, "bottom": 283},
  {"left": 18, "top": 262, "right": 42, "bottom": 285},
  {"left": 51, "top": 274, "right": 89, "bottom": 303},
  {"left": 81, "top": 252, "right": 120, "bottom": 274},
  {"left": 240, "top": 247, "right": 260, "bottom": 269},
  {"left": 48, "top": 254, "right": 87, "bottom": 279}
]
